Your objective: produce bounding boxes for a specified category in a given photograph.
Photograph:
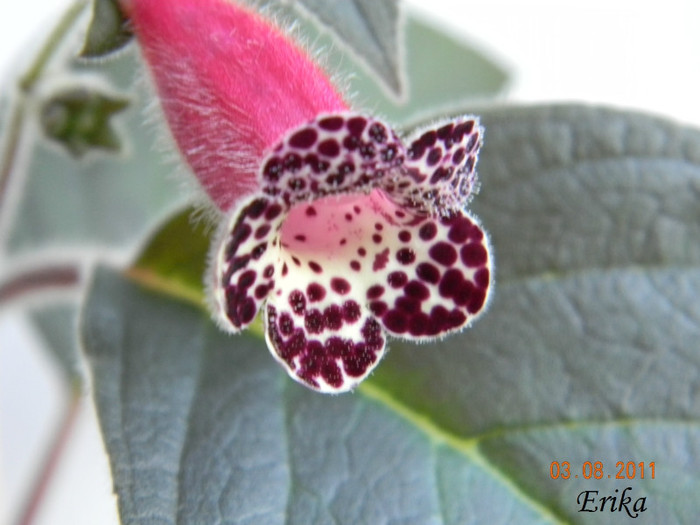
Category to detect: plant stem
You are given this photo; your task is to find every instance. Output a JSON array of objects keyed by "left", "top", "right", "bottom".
[
  {"left": 0, "top": 0, "right": 89, "bottom": 217},
  {"left": 0, "top": 264, "right": 81, "bottom": 305},
  {"left": 15, "top": 385, "right": 83, "bottom": 525}
]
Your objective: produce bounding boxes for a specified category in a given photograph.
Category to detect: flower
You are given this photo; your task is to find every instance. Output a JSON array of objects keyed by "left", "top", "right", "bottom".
[{"left": 126, "top": 0, "right": 492, "bottom": 393}]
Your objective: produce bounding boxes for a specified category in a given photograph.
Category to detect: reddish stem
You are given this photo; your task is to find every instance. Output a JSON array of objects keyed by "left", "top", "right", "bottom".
[
  {"left": 0, "top": 265, "right": 81, "bottom": 305},
  {"left": 15, "top": 388, "right": 82, "bottom": 525}
]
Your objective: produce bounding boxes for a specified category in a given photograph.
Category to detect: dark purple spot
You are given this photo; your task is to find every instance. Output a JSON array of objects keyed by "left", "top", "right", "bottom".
[
  {"left": 430, "top": 167, "right": 452, "bottom": 185},
  {"left": 396, "top": 248, "right": 416, "bottom": 265},
  {"left": 405, "top": 280, "right": 430, "bottom": 301},
  {"left": 305, "top": 206, "right": 317, "bottom": 217},
  {"left": 331, "top": 277, "right": 351, "bottom": 295},
  {"left": 283, "top": 153, "right": 302, "bottom": 172},
  {"left": 288, "top": 290, "right": 306, "bottom": 315},
  {"left": 226, "top": 223, "right": 251, "bottom": 259},
  {"left": 367, "top": 285, "right": 385, "bottom": 299},
  {"left": 383, "top": 310, "right": 407, "bottom": 334},
  {"left": 318, "top": 139, "right": 340, "bottom": 157},
  {"left": 350, "top": 260, "right": 361, "bottom": 271},
  {"left": 347, "top": 116, "right": 367, "bottom": 135},
  {"left": 369, "top": 122, "right": 387, "bottom": 143},
  {"left": 429, "top": 242, "right": 458, "bottom": 266},
  {"left": 264, "top": 265, "right": 274, "bottom": 278},
  {"left": 255, "top": 224, "right": 271, "bottom": 239},
  {"left": 396, "top": 296, "right": 420, "bottom": 314},
  {"left": 246, "top": 199, "right": 267, "bottom": 219},
  {"left": 322, "top": 361, "right": 343, "bottom": 388},
  {"left": 265, "top": 204, "right": 282, "bottom": 221},
  {"left": 358, "top": 247, "right": 367, "bottom": 257},
  {"left": 326, "top": 337, "right": 346, "bottom": 358},
  {"left": 288, "top": 178, "right": 306, "bottom": 191},
  {"left": 453, "top": 148, "right": 466, "bottom": 165},
  {"left": 454, "top": 120, "right": 474, "bottom": 139},
  {"left": 255, "top": 284, "right": 270, "bottom": 300},
  {"left": 468, "top": 288, "right": 487, "bottom": 313},
  {"left": 307, "top": 283, "right": 326, "bottom": 302},
  {"left": 294, "top": 234, "right": 306, "bottom": 242},
  {"left": 289, "top": 128, "right": 317, "bottom": 149},
  {"left": 338, "top": 161, "right": 355, "bottom": 175},
  {"left": 461, "top": 243, "right": 488, "bottom": 267},
  {"left": 343, "top": 135, "right": 361, "bottom": 151},
  {"left": 373, "top": 248, "right": 390, "bottom": 271},
  {"left": 319, "top": 116, "right": 344, "bottom": 131},
  {"left": 475, "top": 268, "right": 490, "bottom": 289},
  {"left": 448, "top": 309, "right": 467, "bottom": 329},
  {"left": 353, "top": 205, "right": 361, "bottom": 214},
  {"left": 454, "top": 281, "right": 474, "bottom": 307},
  {"left": 279, "top": 313, "right": 294, "bottom": 336},
  {"left": 282, "top": 263, "right": 288, "bottom": 276},
  {"left": 229, "top": 254, "right": 250, "bottom": 274},
  {"left": 398, "top": 230, "right": 411, "bottom": 243},
  {"left": 324, "top": 305, "right": 343, "bottom": 330},
  {"left": 263, "top": 157, "right": 283, "bottom": 183},
  {"left": 416, "top": 262, "right": 440, "bottom": 284},
  {"left": 419, "top": 222, "right": 437, "bottom": 241},
  {"left": 305, "top": 309, "right": 324, "bottom": 334},
  {"left": 408, "top": 313, "right": 430, "bottom": 337},
  {"left": 448, "top": 216, "right": 474, "bottom": 243},
  {"left": 370, "top": 301, "right": 388, "bottom": 316},
  {"left": 372, "top": 233, "right": 383, "bottom": 244},
  {"left": 427, "top": 147, "right": 442, "bottom": 166},
  {"left": 239, "top": 298, "right": 257, "bottom": 325},
  {"left": 437, "top": 123, "right": 454, "bottom": 140},
  {"left": 470, "top": 225, "right": 484, "bottom": 241},
  {"left": 407, "top": 141, "right": 426, "bottom": 160},
  {"left": 362, "top": 318, "right": 384, "bottom": 351},
  {"left": 343, "top": 345, "right": 375, "bottom": 377},
  {"left": 359, "top": 142, "right": 376, "bottom": 159},
  {"left": 381, "top": 145, "right": 398, "bottom": 163},
  {"left": 438, "top": 269, "right": 463, "bottom": 299},
  {"left": 395, "top": 210, "right": 406, "bottom": 218},
  {"left": 251, "top": 242, "right": 267, "bottom": 260},
  {"left": 343, "top": 300, "right": 361, "bottom": 323},
  {"left": 387, "top": 271, "right": 408, "bottom": 288},
  {"left": 237, "top": 270, "right": 256, "bottom": 289},
  {"left": 309, "top": 261, "right": 323, "bottom": 274},
  {"left": 419, "top": 130, "right": 437, "bottom": 148},
  {"left": 305, "top": 154, "right": 329, "bottom": 174}
]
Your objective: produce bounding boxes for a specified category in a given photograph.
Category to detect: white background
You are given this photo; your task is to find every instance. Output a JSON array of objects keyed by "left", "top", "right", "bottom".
[{"left": 1, "top": 1, "right": 699, "bottom": 524}]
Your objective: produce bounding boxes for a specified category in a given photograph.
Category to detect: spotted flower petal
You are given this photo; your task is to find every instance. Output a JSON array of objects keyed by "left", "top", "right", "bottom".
[
  {"left": 128, "top": 0, "right": 493, "bottom": 393},
  {"left": 211, "top": 113, "right": 492, "bottom": 393}
]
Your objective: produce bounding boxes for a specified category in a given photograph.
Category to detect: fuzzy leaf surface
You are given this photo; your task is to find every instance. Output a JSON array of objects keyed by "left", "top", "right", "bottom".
[{"left": 83, "top": 105, "right": 700, "bottom": 523}]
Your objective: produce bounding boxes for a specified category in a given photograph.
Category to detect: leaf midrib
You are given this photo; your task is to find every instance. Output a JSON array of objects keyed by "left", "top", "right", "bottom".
[{"left": 358, "top": 380, "right": 700, "bottom": 525}]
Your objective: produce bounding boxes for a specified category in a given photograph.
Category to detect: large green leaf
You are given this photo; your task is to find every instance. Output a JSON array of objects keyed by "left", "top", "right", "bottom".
[
  {"left": 317, "top": 14, "right": 508, "bottom": 125},
  {"left": 83, "top": 105, "right": 700, "bottom": 523},
  {"left": 292, "top": 0, "right": 404, "bottom": 97}
]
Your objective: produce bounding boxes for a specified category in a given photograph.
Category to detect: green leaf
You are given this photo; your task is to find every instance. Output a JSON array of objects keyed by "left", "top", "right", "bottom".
[
  {"left": 82, "top": 268, "right": 555, "bottom": 524},
  {"left": 297, "top": 13, "right": 508, "bottom": 125},
  {"left": 79, "top": 0, "right": 134, "bottom": 58},
  {"left": 40, "top": 87, "right": 129, "bottom": 157},
  {"left": 128, "top": 208, "right": 212, "bottom": 306},
  {"left": 82, "top": 105, "right": 700, "bottom": 523},
  {"left": 292, "top": 0, "right": 404, "bottom": 98}
]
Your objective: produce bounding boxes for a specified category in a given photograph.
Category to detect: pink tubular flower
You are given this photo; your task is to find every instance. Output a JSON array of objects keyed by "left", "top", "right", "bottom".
[{"left": 127, "top": 0, "right": 492, "bottom": 393}]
